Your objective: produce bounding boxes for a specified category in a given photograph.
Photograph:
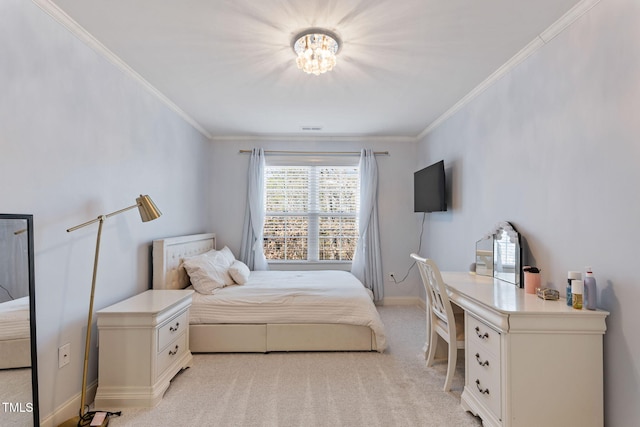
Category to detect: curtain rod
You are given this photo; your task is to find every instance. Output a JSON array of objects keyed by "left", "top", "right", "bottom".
[{"left": 239, "top": 150, "right": 389, "bottom": 156}]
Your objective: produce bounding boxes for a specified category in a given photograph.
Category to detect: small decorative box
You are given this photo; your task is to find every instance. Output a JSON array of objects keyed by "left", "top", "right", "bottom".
[{"left": 536, "top": 288, "right": 560, "bottom": 300}]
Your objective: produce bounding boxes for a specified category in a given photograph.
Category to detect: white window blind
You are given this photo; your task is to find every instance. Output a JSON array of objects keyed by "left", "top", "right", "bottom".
[
  {"left": 495, "top": 233, "right": 516, "bottom": 270},
  {"left": 264, "top": 165, "right": 359, "bottom": 262}
]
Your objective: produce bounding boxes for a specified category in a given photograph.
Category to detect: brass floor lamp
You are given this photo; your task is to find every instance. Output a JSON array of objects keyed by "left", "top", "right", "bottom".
[{"left": 59, "top": 195, "right": 161, "bottom": 427}]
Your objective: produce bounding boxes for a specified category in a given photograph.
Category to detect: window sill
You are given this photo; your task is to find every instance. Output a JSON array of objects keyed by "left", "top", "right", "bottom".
[
  {"left": 267, "top": 260, "right": 352, "bottom": 265},
  {"left": 267, "top": 261, "right": 352, "bottom": 271}
]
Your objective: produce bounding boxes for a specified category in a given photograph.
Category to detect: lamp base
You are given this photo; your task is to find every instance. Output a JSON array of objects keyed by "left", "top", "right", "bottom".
[{"left": 58, "top": 412, "right": 110, "bottom": 427}]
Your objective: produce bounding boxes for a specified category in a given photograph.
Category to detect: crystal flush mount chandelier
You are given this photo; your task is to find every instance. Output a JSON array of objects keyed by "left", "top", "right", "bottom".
[{"left": 292, "top": 29, "right": 341, "bottom": 75}]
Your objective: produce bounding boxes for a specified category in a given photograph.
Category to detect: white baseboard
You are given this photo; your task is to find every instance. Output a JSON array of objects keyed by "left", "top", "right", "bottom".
[
  {"left": 40, "top": 381, "right": 97, "bottom": 427},
  {"left": 381, "top": 296, "right": 425, "bottom": 309}
]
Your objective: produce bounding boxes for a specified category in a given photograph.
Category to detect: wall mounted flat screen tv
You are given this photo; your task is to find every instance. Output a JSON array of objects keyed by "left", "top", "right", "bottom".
[{"left": 414, "top": 160, "right": 447, "bottom": 212}]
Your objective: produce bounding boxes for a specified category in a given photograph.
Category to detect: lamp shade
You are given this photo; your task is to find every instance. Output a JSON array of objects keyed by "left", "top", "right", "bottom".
[{"left": 136, "top": 194, "right": 162, "bottom": 222}]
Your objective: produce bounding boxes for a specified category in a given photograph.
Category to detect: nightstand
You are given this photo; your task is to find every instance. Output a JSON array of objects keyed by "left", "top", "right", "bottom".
[{"left": 94, "top": 289, "right": 193, "bottom": 409}]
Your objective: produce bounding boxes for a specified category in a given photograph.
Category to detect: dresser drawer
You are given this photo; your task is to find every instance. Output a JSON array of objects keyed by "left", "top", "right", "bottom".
[
  {"left": 158, "top": 310, "right": 188, "bottom": 351},
  {"left": 157, "top": 332, "right": 187, "bottom": 377},
  {"left": 467, "top": 339, "right": 501, "bottom": 419},
  {"left": 468, "top": 359, "right": 501, "bottom": 420},
  {"left": 466, "top": 313, "right": 500, "bottom": 356}
]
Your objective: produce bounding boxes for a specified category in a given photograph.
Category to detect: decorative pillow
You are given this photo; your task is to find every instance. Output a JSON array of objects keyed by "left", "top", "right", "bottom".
[
  {"left": 182, "top": 251, "right": 234, "bottom": 294},
  {"left": 218, "top": 246, "right": 236, "bottom": 267},
  {"left": 228, "top": 259, "right": 250, "bottom": 285}
]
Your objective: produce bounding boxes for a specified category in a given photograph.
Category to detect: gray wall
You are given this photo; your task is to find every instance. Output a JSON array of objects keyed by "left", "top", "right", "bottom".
[
  {"left": 0, "top": 219, "right": 30, "bottom": 303},
  {"left": 1, "top": 1, "right": 210, "bottom": 421},
  {"left": 209, "top": 139, "right": 422, "bottom": 299},
  {"left": 417, "top": 0, "right": 639, "bottom": 424}
]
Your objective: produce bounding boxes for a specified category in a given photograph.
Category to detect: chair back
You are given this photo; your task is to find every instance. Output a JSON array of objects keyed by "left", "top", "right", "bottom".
[
  {"left": 411, "top": 253, "right": 456, "bottom": 329},
  {"left": 411, "top": 253, "right": 464, "bottom": 391}
]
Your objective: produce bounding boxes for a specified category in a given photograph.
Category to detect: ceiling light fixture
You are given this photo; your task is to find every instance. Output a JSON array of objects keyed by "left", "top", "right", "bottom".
[{"left": 292, "top": 29, "right": 341, "bottom": 76}]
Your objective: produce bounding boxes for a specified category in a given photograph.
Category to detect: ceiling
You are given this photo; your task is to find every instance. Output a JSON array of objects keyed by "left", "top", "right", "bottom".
[{"left": 49, "top": 0, "right": 583, "bottom": 139}]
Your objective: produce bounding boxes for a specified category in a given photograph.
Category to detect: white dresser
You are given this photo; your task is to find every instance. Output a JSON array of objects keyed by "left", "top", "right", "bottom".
[
  {"left": 94, "top": 289, "right": 194, "bottom": 409},
  {"left": 441, "top": 272, "right": 608, "bottom": 427}
]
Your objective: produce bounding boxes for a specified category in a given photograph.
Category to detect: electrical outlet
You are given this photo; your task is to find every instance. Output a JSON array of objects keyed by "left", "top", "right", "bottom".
[
  {"left": 388, "top": 272, "right": 396, "bottom": 282},
  {"left": 59, "top": 343, "right": 70, "bottom": 368}
]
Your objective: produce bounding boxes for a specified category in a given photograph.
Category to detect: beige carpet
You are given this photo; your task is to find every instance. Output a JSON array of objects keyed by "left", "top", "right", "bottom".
[
  {"left": 108, "top": 305, "right": 482, "bottom": 427},
  {"left": 0, "top": 367, "right": 33, "bottom": 427}
]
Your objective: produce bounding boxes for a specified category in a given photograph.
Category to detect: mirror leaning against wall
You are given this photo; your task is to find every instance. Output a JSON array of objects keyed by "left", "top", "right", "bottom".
[
  {"left": 475, "top": 221, "right": 523, "bottom": 287},
  {"left": 0, "top": 214, "right": 39, "bottom": 426}
]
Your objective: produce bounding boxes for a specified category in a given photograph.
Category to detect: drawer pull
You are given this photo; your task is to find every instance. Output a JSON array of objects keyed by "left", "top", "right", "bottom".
[
  {"left": 475, "top": 353, "right": 490, "bottom": 367},
  {"left": 168, "top": 345, "right": 179, "bottom": 356},
  {"left": 475, "top": 326, "right": 489, "bottom": 340},
  {"left": 475, "top": 379, "right": 490, "bottom": 395},
  {"left": 169, "top": 322, "right": 180, "bottom": 332}
]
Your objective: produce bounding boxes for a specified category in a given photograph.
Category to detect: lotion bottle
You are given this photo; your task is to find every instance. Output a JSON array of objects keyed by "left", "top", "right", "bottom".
[
  {"left": 584, "top": 267, "right": 597, "bottom": 310},
  {"left": 571, "top": 279, "right": 583, "bottom": 309},
  {"left": 567, "top": 271, "right": 581, "bottom": 307}
]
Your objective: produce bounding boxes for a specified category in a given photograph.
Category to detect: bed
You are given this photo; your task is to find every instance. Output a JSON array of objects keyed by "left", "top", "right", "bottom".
[
  {"left": 152, "top": 233, "right": 386, "bottom": 353},
  {"left": 0, "top": 296, "right": 31, "bottom": 369}
]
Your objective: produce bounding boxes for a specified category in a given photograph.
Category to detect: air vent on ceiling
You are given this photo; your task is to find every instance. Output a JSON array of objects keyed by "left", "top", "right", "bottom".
[{"left": 300, "top": 125, "right": 323, "bottom": 131}]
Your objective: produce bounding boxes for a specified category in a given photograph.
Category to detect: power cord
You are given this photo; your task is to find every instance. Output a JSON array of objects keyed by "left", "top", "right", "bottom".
[
  {"left": 390, "top": 212, "right": 426, "bottom": 284},
  {"left": 0, "top": 284, "right": 15, "bottom": 300}
]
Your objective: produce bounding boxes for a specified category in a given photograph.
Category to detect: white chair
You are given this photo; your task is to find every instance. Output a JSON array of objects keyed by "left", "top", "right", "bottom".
[{"left": 411, "top": 253, "right": 465, "bottom": 391}]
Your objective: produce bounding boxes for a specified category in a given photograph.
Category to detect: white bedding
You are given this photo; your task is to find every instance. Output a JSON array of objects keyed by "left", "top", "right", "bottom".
[
  {"left": 189, "top": 270, "right": 387, "bottom": 352},
  {"left": 0, "top": 296, "right": 30, "bottom": 340}
]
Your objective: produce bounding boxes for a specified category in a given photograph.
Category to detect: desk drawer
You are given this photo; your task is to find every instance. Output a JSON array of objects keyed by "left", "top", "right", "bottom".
[
  {"left": 158, "top": 310, "right": 188, "bottom": 351},
  {"left": 467, "top": 338, "right": 501, "bottom": 419},
  {"left": 466, "top": 313, "right": 500, "bottom": 356},
  {"left": 157, "top": 332, "right": 187, "bottom": 377},
  {"left": 468, "top": 356, "right": 501, "bottom": 419}
]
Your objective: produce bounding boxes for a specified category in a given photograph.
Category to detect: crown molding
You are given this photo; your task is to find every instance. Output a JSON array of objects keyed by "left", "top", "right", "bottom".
[
  {"left": 31, "top": 0, "right": 600, "bottom": 144},
  {"left": 417, "top": 0, "right": 601, "bottom": 140},
  {"left": 31, "top": 0, "right": 213, "bottom": 140},
  {"left": 210, "top": 134, "right": 417, "bottom": 143},
  {"left": 417, "top": 36, "right": 544, "bottom": 139},
  {"left": 539, "top": 0, "right": 601, "bottom": 42}
]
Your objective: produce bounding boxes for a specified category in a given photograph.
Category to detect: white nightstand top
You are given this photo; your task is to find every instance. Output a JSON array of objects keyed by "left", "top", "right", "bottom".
[{"left": 97, "top": 289, "right": 193, "bottom": 316}]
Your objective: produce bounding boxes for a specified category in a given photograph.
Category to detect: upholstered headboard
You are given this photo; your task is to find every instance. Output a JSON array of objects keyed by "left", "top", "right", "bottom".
[{"left": 152, "top": 233, "right": 216, "bottom": 290}]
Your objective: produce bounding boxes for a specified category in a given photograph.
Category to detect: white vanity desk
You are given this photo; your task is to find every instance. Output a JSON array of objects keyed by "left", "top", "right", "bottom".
[{"left": 441, "top": 272, "right": 608, "bottom": 427}]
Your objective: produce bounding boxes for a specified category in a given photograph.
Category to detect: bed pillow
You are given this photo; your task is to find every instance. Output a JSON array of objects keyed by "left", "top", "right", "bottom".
[
  {"left": 228, "top": 259, "right": 250, "bottom": 285},
  {"left": 182, "top": 250, "right": 234, "bottom": 294},
  {"left": 218, "top": 246, "right": 236, "bottom": 267}
]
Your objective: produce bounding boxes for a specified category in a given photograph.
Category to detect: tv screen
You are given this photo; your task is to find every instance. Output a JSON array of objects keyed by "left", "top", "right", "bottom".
[{"left": 414, "top": 160, "right": 446, "bottom": 212}]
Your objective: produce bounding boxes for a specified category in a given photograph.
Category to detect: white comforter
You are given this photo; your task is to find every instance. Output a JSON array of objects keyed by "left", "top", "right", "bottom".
[
  {"left": 0, "top": 296, "right": 30, "bottom": 340},
  {"left": 189, "top": 270, "right": 387, "bottom": 352}
]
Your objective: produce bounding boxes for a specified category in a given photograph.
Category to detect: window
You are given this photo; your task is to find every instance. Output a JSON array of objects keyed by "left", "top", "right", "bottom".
[
  {"left": 494, "top": 233, "right": 516, "bottom": 271},
  {"left": 264, "top": 165, "right": 359, "bottom": 262}
]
